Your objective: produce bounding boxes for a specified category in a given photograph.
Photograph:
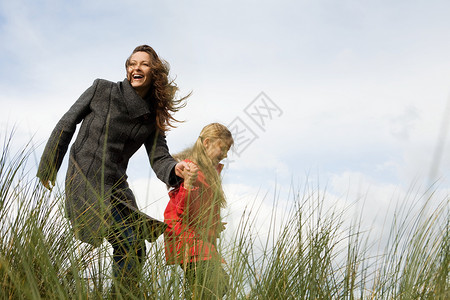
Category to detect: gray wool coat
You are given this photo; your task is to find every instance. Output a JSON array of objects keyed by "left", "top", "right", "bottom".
[{"left": 37, "top": 78, "right": 181, "bottom": 246}]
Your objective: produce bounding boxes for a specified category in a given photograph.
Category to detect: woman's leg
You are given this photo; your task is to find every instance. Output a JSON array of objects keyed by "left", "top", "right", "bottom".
[{"left": 107, "top": 197, "right": 146, "bottom": 292}]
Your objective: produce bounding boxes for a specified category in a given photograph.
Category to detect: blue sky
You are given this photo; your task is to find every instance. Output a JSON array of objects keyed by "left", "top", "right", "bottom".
[{"left": 1, "top": 0, "right": 450, "bottom": 247}]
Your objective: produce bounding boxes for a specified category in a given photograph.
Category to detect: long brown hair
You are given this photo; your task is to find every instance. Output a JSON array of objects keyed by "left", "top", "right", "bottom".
[
  {"left": 174, "top": 123, "right": 233, "bottom": 208},
  {"left": 125, "top": 45, "right": 190, "bottom": 132}
]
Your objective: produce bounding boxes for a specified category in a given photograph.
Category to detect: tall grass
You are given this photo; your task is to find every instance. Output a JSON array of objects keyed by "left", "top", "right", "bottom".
[{"left": 0, "top": 133, "right": 448, "bottom": 299}]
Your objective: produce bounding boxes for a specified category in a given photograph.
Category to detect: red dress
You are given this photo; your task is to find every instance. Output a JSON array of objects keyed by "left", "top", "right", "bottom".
[{"left": 164, "top": 159, "right": 224, "bottom": 264}]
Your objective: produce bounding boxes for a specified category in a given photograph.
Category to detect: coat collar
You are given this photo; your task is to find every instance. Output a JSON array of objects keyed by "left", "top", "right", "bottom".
[{"left": 120, "top": 78, "right": 152, "bottom": 119}]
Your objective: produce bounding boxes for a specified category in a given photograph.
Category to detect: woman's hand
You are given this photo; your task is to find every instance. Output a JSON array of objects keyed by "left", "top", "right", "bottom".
[{"left": 40, "top": 178, "right": 55, "bottom": 191}]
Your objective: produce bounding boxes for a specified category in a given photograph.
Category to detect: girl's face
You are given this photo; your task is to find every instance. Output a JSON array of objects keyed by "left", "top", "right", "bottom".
[
  {"left": 204, "top": 138, "right": 231, "bottom": 166},
  {"left": 126, "top": 51, "right": 153, "bottom": 97}
]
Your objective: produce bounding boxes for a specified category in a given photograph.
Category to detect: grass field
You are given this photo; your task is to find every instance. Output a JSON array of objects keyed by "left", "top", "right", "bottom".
[{"left": 0, "top": 134, "right": 448, "bottom": 299}]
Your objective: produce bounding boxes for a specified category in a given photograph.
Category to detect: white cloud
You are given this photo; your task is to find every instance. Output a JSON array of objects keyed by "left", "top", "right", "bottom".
[{"left": 128, "top": 176, "right": 169, "bottom": 221}]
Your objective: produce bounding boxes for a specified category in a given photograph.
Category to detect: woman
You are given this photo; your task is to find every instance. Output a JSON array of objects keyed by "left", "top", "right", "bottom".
[
  {"left": 164, "top": 123, "right": 233, "bottom": 299},
  {"left": 37, "top": 45, "right": 190, "bottom": 290}
]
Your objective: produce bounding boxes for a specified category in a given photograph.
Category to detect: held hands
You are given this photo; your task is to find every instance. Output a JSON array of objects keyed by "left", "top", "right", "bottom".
[
  {"left": 177, "top": 162, "right": 199, "bottom": 190},
  {"left": 175, "top": 161, "right": 190, "bottom": 178}
]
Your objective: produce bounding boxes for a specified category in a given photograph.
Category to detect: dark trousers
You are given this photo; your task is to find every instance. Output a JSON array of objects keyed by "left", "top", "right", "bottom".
[
  {"left": 183, "top": 259, "right": 230, "bottom": 299},
  {"left": 107, "top": 197, "right": 146, "bottom": 291}
]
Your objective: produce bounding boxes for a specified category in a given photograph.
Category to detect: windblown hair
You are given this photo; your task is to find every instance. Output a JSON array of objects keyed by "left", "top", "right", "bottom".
[
  {"left": 173, "top": 123, "right": 234, "bottom": 208},
  {"left": 125, "top": 45, "right": 190, "bottom": 132}
]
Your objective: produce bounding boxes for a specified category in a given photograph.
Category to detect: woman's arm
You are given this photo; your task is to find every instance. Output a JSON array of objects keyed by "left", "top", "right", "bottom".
[
  {"left": 145, "top": 131, "right": 189, "bottom": 187},
  {"left": 37, "top": 80, "right": 98, "bottom": 189}
]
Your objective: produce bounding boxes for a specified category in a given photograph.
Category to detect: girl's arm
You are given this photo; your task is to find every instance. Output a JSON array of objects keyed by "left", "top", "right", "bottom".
[
  {"left": 185, "top": 185, "right": 222, "bottom": 241},
  {"left": 166, "top": 184, "right": 201, "bottom": 239}
]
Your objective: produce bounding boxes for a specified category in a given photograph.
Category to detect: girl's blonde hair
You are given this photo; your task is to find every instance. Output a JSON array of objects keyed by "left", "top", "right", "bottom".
[{"left": 174, "top": 123, "right": 233, "bottom": 207}]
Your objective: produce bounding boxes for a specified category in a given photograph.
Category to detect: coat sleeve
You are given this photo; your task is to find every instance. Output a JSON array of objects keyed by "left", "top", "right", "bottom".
[
  {"left": 144, "top": 130, "right": 182, "bottom": 187},
  {"left": 36, "top": 79, "right": 99, "bottom": 182}
]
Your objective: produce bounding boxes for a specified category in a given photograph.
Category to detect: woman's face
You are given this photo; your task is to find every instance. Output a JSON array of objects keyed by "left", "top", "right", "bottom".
[
  {"left": 204, "top": 138, "right": 231, "bottom": 166},
  {"left": 126, "top": 51, "right": 153, "bottom": 97}
]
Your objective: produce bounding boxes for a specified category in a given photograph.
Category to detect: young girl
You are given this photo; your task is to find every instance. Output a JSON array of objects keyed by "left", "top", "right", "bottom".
[{"left": 164, "top": 123, "right": 233, "bottom": 299}]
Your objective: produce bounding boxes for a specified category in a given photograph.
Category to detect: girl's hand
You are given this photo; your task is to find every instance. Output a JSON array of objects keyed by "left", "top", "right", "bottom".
[
  {"left": 175, "top": 161, "right": 190, "bottom": 178},
  {"left": 182, "top": 162, "right": 199, "bottom": 189},
  {"left": 220, "top": 222, "right": 227, "bottom": 232}
]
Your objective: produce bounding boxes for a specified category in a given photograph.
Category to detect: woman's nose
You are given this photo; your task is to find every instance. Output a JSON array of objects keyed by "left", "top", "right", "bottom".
[{"left": 130, "top": 64, "right": 141, "bottom": 71}]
